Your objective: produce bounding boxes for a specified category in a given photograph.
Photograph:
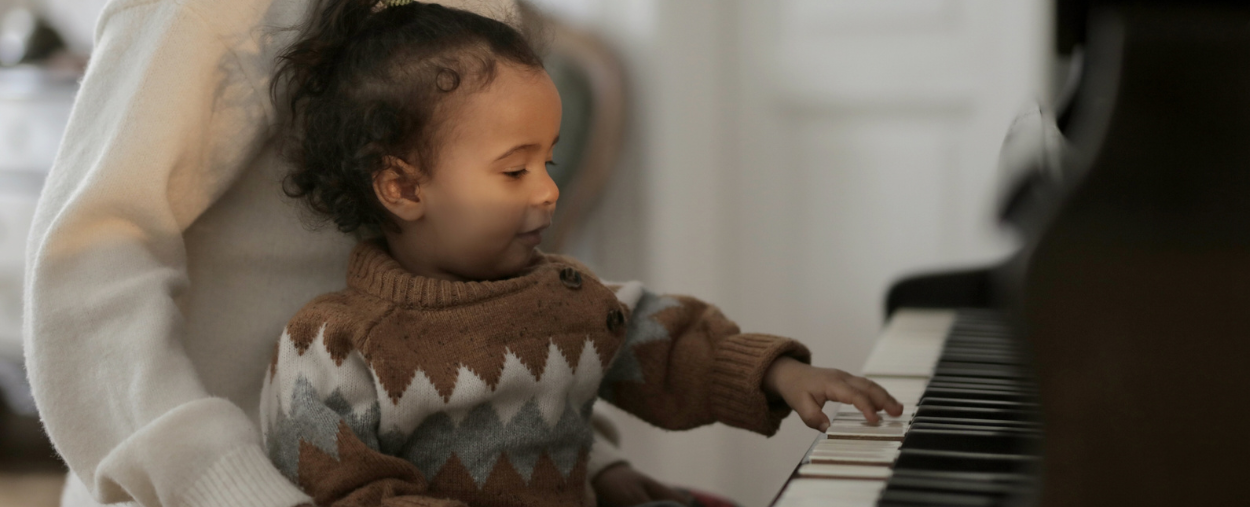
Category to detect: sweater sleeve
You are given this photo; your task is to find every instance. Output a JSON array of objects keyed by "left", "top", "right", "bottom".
[
  {"left": 598, "top": 283, "right": 811, "bottom": 436},
  {"left": 22, "top": 2, "right": 306, "bottom": 507},
  {"left": 261, "top": 323, "right": 465, "bottom": 507}
]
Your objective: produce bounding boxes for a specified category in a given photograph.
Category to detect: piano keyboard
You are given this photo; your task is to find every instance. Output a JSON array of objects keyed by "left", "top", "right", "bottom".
[{"left": 772, "top": 309, "right": 1041, "bottom": 507}]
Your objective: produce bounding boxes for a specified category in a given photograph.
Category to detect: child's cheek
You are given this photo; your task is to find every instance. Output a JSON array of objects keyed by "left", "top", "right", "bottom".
[{"left": 448, "top": 193, "right": 523, "bottom": 250}]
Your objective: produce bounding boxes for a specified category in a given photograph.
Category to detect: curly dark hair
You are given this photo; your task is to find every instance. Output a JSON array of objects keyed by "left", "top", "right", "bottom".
[{"left": 271, "top": 0, "right": 545, "bottom": 235}]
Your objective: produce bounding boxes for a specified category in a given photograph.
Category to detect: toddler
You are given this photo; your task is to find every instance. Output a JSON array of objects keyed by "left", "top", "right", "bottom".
[{"left": 259, "top": 2, "right": 902, "bottom": 507}]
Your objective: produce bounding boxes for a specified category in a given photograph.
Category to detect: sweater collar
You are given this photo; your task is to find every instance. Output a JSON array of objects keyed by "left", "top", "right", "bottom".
[{"left": 346, "top": 240, "right": 551, "bottom": 308}]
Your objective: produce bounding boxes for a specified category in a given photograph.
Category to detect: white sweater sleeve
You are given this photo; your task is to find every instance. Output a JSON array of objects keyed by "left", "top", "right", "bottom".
[{"left": 23, "top": 1, "right": 308, "bottom": 506}]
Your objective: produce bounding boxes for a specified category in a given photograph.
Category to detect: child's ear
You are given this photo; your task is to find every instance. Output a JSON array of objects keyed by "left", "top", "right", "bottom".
[{"left": 373, "top": 156, "right": 424, "bottom": 222}]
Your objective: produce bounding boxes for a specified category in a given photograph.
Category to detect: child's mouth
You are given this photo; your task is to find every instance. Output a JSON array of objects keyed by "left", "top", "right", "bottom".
[{"left": 517, "top": 225, "right": 549, "bottom": 247}]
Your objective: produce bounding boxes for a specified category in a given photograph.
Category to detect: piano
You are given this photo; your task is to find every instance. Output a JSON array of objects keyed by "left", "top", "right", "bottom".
[
  {"left": 771, "top": 1, "right": 1250, "bottom": 506},
  {"left": 771, "top": 310, "right": 1039, "bottom": 507}
]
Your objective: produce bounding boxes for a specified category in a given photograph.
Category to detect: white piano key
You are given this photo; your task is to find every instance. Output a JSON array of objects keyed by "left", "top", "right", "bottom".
[
  {"left": 861, "top": 336, "right": 944, "bottom": 377},
  {"left": 864, "top": 377, "right": 930, "bottom": 405},
  {"left": 810, "top": 445, "right": 899, "bottom": 457},
  {"left": 812, "top": 439, "right": 902, "bottom": 451},
  {"left": 861, "top": 309, "right": 955, "bottom": 377},
  {"left": 797, "top": 463, "right": 894, "bottom": 480},
  {"left": 808, "top": 451, "right": 898, "bottom": 466},
  {"left": 887, "top": 309, "right": 958, "bottom": 333},
  {"left": 826, "top": 419, "right": 909, "bottom": 440},
  {"left": 834, "top": 405, "right": 916, "bottom": 422},
  {"left": 809, "top": 439, "right": 902, "bottom": 465},
  {"left": 773, "top": 478, "right": 887, "bottom": 507},
  {"left": 809, "top": 447, "right": 897, "bottom": 457}
]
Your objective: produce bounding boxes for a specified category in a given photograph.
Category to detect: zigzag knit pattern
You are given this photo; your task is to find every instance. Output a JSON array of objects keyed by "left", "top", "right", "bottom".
[
  {"left": 259, "top": 241, "right": 810, "bottom": 507},
  {"left": 264, "top": 329, "right": 603, "bottom": 487}
]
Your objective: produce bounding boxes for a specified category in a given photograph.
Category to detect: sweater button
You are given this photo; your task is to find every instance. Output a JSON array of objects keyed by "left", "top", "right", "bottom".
[
  {"left": 606, "top": 308, "right": 626, "bottom": 333},
  {"left": 559, "top": 267, "right": 583, "bottom": 289}
]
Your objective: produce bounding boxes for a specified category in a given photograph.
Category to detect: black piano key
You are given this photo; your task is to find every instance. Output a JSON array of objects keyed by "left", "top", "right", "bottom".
[
  {"left": 910, "top": 416, "right": 1040, "bottom": 429},
  {"left": 934, "top": 361, "right": 1027, "bottom": 379},
  {"left": 946, "top": 334, "right": 1013, "bottom": 342},
  {"left": 917, "top": 397, "right": 1038, "bottom": 410},
  {"left": 901, "top": 429, "right": 1040, "bottom": 455},
  {"left": 945, "top": 345, "right": 1014, "bottom": 352},
  {"left": 927, "top": 377, "right": 1031, "bottom": 386},
  {"left": 929, "top": 375, "right": 1035, "bottom": 389},
  {"left": 943, "top": 345, "right": 1013, "bottom": 353},
  {"left": 940, "top": 345, "right": 1018, "bottom": 354},
  {"left": 924, "top": 382, "right": 1036, "bottom": 396},
  {"left": 943, "top": 341, "right": 1013, "bottom": 349},
  {"left": 908, "top": 423, "right": 1041, "bottom": 435},
  {"left": 894, "top": 449, "right": 1039, "bottom": 474},
  {"left": 939, "top": 349, "right": 1020, "bottom": 360},
  {"left": 889, "top": 469, "right": 1034, "bottom": 485},
  {"left": 913, "top": 406, "right": 1036, "bottom": 422},
  {"left": 877, "top": 490, "right": 997, "bottom": 507},
  {"left": 881, "top": 472, "right": 1041, "bottom": 507},
  {"left": 939, "top": 356, "right": 1025, "bottom": 368},
  {"left": 921, "top": 387, "right": 1032, "bottom": 402},
  {"left": 947, "top": 331, "right": 1011, "bottom": 338},
  {"left": 887, "top": 476, "right": 1019, "bottom": 495}
]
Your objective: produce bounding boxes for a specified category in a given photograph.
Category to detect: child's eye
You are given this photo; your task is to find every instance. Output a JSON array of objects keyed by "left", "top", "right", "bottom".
[
  {"left": 546, "top": 160, "right": 557, "bottom": 167},
  {"left": 504, "top": 168, "right": 529, "bottom": 179}
]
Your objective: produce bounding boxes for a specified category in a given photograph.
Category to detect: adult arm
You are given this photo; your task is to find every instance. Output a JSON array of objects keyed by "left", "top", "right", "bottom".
[{"left": 22, "top": 1, "right": 308, "bottom": 506}]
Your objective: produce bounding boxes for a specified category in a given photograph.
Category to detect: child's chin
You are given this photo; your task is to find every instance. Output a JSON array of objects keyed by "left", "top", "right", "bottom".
[
  {"left": 480, "top": 248, "right": 539, "bottom": 281},
  {"left": 512, "top": 247, "right": 542, "bottom": 272}
]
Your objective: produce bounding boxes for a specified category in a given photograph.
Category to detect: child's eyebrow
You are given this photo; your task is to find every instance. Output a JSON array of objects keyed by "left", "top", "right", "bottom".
[{"left": 493, "top": 135, "right": 560, "bottom": 161}]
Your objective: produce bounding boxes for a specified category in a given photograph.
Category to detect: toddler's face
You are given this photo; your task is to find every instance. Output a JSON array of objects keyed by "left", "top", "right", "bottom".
[{"left": 383, "top": 62, "right": 563, "bottom": 281}]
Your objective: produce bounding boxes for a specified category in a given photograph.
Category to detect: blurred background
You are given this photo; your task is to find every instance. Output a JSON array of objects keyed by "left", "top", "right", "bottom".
[
  {"left": 538, "top": 2, "right": 1048, "bottom": 507},
  {"left": 0, "top": 0, "right": 1051, "bottom": 506}
]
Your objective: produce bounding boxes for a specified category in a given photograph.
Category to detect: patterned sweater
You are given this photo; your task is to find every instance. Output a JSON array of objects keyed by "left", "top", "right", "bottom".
[{"left": 260, "top": 241, "right": 810, "bottom": 507}]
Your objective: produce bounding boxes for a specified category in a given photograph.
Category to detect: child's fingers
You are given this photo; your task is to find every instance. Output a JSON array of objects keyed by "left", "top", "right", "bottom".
[
  {"left": 848, "top": 376, "right": 904, "bottom": 417},
  {"left": 827, "top": 383, "right": 879, "bottom": 423},
  {"left": 793, "top": 392, "right": 831, "bottom": 432}
]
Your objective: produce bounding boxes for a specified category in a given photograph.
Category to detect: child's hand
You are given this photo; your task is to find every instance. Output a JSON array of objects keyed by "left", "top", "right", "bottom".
[
  {"left": 592, "top": 462, "right": 693, "bottom": 507},
  {"left": 763, "top": 356, "right": 903, "bottom": 429}
]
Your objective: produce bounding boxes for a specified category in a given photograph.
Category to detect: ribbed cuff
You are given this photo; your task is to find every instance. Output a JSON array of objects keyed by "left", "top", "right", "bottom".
[
  {"left": 181, "top": 445, "right": 311, "bottom": 507},
  {"left": 709, "top": 334, "right": 811, "bottom": 436}
]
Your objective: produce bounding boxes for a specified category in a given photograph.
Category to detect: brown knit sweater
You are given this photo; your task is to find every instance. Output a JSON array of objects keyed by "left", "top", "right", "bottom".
[{"left": 259, "top": 241, "right": 810, "bottom": 507}]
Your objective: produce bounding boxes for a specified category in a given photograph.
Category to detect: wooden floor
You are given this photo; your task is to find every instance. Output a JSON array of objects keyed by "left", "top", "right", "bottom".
[{"left": 0, "top": 473, "right": 62, "bottom": 507}]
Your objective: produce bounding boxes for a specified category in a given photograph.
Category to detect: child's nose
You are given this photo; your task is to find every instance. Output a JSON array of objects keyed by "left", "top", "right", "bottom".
[{"left": 534, "top": 167, "right": 559, "bottom": 209}]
